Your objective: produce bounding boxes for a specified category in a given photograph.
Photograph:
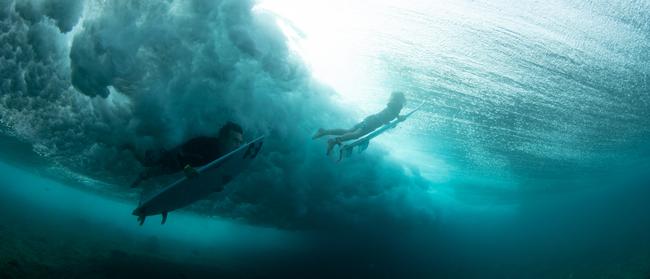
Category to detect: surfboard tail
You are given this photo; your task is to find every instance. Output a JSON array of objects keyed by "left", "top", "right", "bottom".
[{"left": 137, "top": 215, "right": 146, "bottom": 226}]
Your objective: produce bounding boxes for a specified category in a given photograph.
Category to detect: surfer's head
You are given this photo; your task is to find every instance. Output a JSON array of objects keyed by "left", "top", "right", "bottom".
[
  {"left": 389, "top": 91, "right": 406, "bottom": 110},
  {"left": 218, "top": 121, "right": 244, "bottom": 152}
]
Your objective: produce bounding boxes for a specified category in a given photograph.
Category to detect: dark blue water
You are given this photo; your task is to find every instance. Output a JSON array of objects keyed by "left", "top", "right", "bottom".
[{"left": 1, "top": 0, "right": 649, "bottom": 278}]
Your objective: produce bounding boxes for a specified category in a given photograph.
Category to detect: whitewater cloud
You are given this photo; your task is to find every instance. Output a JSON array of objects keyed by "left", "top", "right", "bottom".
[
  {"left": 0, "top": 0, "right": 439, "bottom": 233},
  {"left": 13, "top": 0, "right": 83, "bottom": 32}
]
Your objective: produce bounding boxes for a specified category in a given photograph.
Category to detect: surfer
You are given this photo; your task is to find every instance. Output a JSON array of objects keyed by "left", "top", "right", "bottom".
[
  {"left": 312, "top": 91, "right": 407, "bottom": 155},
  {"left": 126, "top": 121, "right": 244, "bottom": 187}
]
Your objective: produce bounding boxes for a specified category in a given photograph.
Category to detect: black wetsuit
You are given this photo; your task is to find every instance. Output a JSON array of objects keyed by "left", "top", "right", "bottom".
[
  {"left": 144, "top": 136, "right": 224, "bottom": 174},
  {"left": 353, "top": 103, "right": 402, "bottom": 134}
]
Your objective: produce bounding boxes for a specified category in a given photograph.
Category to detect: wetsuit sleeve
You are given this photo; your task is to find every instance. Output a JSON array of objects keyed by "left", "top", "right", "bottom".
[
  {"left": 180, "top": 137, "right": 210, "bottom": 157},
  {"left": 177, "top": 137, "right": 221, "bottom": 166}
]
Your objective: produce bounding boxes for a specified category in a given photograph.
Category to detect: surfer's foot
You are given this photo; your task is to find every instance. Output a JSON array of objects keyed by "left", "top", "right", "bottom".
[
  {"left": 184, "top": 164, "right": 198, "bottom": 178},
  {"left": 312, "top": 128, "right": 326, "bottom": 140},
  {"left": 326, "top": 138, "right": 341, "bottom": 156}
]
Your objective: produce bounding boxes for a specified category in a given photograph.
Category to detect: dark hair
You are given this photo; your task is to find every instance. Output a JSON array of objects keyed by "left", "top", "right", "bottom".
[{"left": 218, "top": 121, "right": 243, "bottom": 138}]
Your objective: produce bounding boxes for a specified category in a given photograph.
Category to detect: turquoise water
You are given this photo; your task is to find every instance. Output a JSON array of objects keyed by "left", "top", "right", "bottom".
[{"left": 1, "top": 0, "right": 649, "bottom": 278}]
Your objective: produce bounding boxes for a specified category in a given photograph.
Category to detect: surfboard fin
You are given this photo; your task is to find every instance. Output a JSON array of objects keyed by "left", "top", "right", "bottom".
[
  {"left": 358, "top": 140, "right": 369, "bottom": 152},
  {"left": 161, "top": 211, "right": 168, "bottom": 225},
  {"left": 338, "top": 145, "right": 352, "bottom": 162},
  {"left": 138, "top": 215, "right": 146, "bottom": 226}
]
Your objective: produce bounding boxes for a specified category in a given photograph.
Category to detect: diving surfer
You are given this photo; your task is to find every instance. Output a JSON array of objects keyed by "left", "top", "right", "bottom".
[
  {"left": 125, "top": 121, "right": 244, "bottom": 187},
  {"left": 312, "top": 91, "right": 407, "bottom": 155}
]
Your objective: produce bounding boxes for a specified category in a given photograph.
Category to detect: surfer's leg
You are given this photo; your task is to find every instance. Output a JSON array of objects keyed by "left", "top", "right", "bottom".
[
  {"left": 120, "top": 144, "right": 168, "bottom": 168},
  {"left": 130, "top": 165, "right": 167, "bottom": 187},
  {"left": 132, "top": 150, "right": 189, "bottom": 186},
  {"left": 121, "top": 143, "right": 147, "bottom": 164},
  {"left": 326, "top": 129, "right": 364, "bottom": 155},
  {"left": 326, "top": 128, "right": 353, "bottom": 135},
  {"left": 336, "top": 129, "right": 366, "bottom": 142},
  {"left": 313, "top": 128, "right": 354, "bottom": 139},
  {"left": 131, "top": 170, "right": 152, "bottom": 187}
]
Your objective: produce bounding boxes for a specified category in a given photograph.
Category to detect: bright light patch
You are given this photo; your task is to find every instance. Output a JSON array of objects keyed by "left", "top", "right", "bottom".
[
  {"left": 254, "top": 0, "right": 384, "bottom": 110},
  {"left": 256, "top": 0, "right": 453, "bottom": 184}
]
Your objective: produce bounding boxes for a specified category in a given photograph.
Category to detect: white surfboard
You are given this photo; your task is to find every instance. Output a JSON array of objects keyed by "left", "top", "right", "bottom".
[
  {"left": 338, "top": 102, "right": 424, "bottom": 161},
  {"left": 132, "top": 136, "right": 264, "bottom": 225}
]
